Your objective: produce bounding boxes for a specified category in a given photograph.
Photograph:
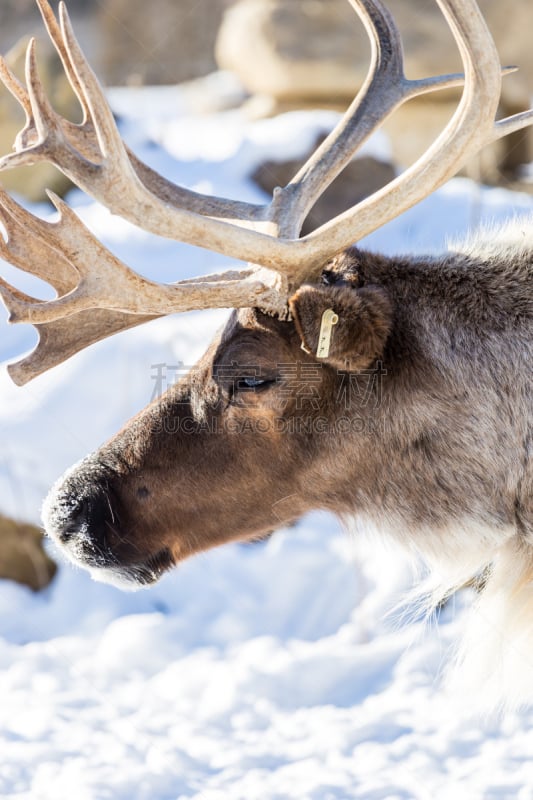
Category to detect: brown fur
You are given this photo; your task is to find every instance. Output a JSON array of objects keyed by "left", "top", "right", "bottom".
[{"left": 42, "top": 219, "right": 533, "bottom": 701}]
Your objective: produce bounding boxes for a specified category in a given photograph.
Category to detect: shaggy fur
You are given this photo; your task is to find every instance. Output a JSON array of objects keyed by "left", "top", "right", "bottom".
[{"left": 43, "top": 216, "right": 532, "bottom": 707}]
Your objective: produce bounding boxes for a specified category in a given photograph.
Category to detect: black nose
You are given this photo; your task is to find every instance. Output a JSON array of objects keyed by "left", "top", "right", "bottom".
[
  {"left": 42, "top": 456, "right": 123, "bottom": 570},
  {"left": 48, "top": 488, "right": 114, "bottom": 555},
  {"left": 55, "top": 497, "right": 90, "bottom": 543}
]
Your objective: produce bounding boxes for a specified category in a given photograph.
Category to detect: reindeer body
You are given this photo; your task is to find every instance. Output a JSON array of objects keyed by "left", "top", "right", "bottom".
[{"left": 2, "top": 0, "right": 533, "bottom": 703}]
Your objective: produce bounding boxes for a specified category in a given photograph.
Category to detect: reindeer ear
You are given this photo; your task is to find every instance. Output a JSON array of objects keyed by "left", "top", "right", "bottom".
[{"left": 289, "top": 283, "right": 392, "bottom": 371}]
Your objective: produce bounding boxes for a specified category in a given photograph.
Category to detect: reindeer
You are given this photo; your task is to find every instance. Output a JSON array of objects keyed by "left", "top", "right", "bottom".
[{"left": 0, "top": 0, "right": 531, "bottom": 702}]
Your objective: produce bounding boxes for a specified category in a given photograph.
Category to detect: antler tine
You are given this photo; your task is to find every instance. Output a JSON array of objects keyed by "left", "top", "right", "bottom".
[
  {"left": 0, "top": 36, "right": 99, "bottom": 169},
  {"left": 0, "top": 238, "right": 74, "bottom": 298},
  {"left": 8, "top": 309, "right": 159, "bottom": 386},
  {"left": 0, "top": 55, "right": 33, "bottom": 126},
  {"left": 26, "top": 38, "right": 65, "bottom": 153},
  {"left": 0, "top": 191, "right": 76, "bottom": 295},
  {"left": 493, "top": 108, "right": 533, "bottom": 141},
  {"left": 57, "top": 6, "right": 127, "bottom": 166},
  {"left": 36, "top": 0, "right": 89, "bottom": 123},
  {"left": 0, "top": 42, "right": 101, "bottom": 163}
]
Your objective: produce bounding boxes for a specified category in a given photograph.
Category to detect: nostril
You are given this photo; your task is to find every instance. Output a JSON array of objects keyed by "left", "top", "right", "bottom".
[
  {"left": 56, "top": 497, "right": 90, "bottom": 543},
  {"left": 57, "top": 525, "right": 78, "bottom": 544}
]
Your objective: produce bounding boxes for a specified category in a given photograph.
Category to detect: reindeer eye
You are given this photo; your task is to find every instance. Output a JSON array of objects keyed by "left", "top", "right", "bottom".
[{"left": 237, "top": 376, "right": 275, "bottom": 390}]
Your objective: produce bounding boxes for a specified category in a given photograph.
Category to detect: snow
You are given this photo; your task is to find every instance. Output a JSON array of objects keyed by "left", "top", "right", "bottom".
[{"left": 1, "top": 75, "right": 533, "bottom": 798}]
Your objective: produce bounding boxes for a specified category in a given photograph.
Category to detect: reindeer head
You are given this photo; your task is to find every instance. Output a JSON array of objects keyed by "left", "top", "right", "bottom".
[
  {"left": 0, "top": 0, "right": 531, "bottom": 587},
  {"left": 42, "top": 253, "right": 396, "bottom": 587}
]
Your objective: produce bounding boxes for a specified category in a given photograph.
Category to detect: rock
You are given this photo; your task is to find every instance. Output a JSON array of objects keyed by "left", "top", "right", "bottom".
[
  {"left": 251, "top": 137, "right": 396, "bottom": 235},
  {"left": 98, "top": 0, "right": 233, "bottom": 86},
  {"left": 217, "top": 0, "right": 533, "bottom": 105},
  {"left": 0, "top": 2, "right": 98, "bottom": 51},
  {"left": 217, "top": 0, "right": 366, "bottom": 104},
  {"left": 217, "top": 0, "right": 533, "bottom": 178},
  {"left": 0, "top": 513, "right": 57, "bottom": 591}
]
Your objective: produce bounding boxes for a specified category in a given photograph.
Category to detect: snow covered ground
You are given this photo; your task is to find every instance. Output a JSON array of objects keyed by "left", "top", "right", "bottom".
[{"left": 1, "top": 79, "right": 533, "bottom": 798}]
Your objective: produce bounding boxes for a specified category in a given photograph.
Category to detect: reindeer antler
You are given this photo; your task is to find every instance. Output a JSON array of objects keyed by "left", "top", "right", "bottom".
[{"left": 1, "top": 0, "right": 532, "bottom": 384}]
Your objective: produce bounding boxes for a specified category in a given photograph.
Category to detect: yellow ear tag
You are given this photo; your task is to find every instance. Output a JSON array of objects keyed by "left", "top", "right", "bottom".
[{"left": 316, "top": 308, "right": 339, "bottom": 358}]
